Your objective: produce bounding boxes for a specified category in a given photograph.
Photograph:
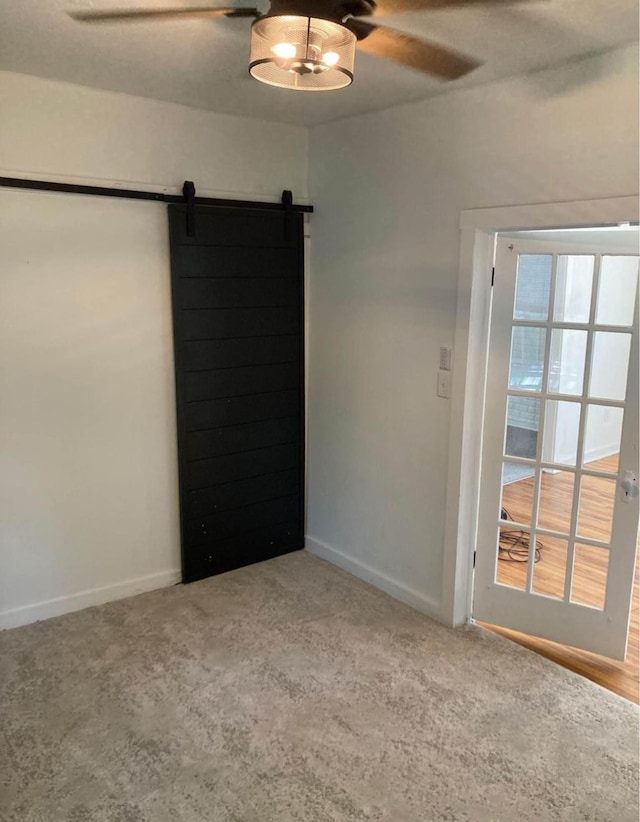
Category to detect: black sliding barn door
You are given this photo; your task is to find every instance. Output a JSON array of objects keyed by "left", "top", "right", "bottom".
[{"left": 168, "top": 204, "right": 305, "bottom": 583}]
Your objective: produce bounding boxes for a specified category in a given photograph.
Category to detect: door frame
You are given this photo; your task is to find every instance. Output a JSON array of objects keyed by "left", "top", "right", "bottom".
[{"left": 441, "top": 195, "right": 639, "bottom": 628}]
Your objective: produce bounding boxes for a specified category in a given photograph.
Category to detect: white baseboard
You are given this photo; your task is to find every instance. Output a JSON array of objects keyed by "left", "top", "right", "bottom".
[
  {"left": 305, "top": 536, "right": 442, "bottom": 622},
  {"left": 0, "top": 568, "right": 182, "bottom": 631},
  {"left": 543, "top": 445, "right": 619, "bottom": 474},
  {"left": 584, "top": 443, "right": 619, "bottom": 465}
]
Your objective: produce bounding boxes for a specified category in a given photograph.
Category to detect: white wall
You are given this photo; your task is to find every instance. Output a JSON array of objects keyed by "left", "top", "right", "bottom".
[
  {"left": 0, "top": 72, "right": 308, "bottom": 628},
  {"left": 306, "top": 44, "right": 639, "bottom": 620},
  {"left": 0, "top": 71, "right": 308, "bottom": 200}
]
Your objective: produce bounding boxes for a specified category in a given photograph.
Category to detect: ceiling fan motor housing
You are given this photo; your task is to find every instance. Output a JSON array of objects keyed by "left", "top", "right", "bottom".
[
  {"left": 249, "top": 0, "right": 369, "bottom": 90},
  {"left": 266, "top": 0, "right": 376, "bottom": 23}
]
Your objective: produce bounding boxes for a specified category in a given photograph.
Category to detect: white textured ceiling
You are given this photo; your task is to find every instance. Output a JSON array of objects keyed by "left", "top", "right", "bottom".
[{"left": 0, "top": 0, "right": 637, "bottom": 126}]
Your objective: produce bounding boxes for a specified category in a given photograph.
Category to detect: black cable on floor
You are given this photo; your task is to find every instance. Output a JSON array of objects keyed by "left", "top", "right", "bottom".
[{"left": 498, "top": 507, "right": 542, "bottom": 563}]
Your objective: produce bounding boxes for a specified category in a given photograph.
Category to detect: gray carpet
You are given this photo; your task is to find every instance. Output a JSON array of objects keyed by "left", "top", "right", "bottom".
[{"left": 1, "top": 551, "right": 638, "bottom": 822}]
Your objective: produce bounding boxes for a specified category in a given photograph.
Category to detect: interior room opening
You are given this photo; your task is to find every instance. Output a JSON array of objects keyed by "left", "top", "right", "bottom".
[{"left": 472, "top": 222, "right": 640, "bottom": 703}]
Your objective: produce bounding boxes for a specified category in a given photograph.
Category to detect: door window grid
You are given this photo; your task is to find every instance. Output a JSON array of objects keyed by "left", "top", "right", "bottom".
[
  {"left": 475, "top": 238, "right": 639, "bottom": 658},
  {"left": 496, "top": 252, "right": 625, "bottom": 610}
]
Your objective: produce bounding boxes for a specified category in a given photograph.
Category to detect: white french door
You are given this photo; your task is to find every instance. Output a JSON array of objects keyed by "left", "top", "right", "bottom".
[{"left": 474, "top": 236, "right": 639, "bottom": 659}]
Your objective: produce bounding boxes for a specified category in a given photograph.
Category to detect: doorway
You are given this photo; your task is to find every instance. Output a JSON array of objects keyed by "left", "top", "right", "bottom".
[
  {"left": 476, "top": 228, "right": 640, "bottom": 701},
  {"left": 443, "top": 197, "right": 640, "bottom": 703}
]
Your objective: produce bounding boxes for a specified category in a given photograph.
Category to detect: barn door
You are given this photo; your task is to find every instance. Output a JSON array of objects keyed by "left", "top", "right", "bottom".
[
  {"left": 169, "top": 204, "right": 305, "bottom": 583},
  {"left": 474, "top": 236, "right": 639, "bottom": 659}
]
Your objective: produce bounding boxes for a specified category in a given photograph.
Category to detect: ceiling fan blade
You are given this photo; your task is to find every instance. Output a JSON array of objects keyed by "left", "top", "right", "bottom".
[
  {"left": 372, "top": 0, "right": 532, "bottom": 15},
  {"left": 347, "top": 19, "right": 480, "bottom": 80},
  {"left": 68, "top": 6, "right": 260, "bottom": 23}
]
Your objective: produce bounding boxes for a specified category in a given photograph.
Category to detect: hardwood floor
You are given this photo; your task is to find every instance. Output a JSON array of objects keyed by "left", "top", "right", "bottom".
[{"left": 482, "top": 455, "right": 640, "bottom": 704}]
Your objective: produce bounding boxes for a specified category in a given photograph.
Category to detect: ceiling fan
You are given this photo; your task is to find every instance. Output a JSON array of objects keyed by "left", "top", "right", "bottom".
[{"left": 69, "top": 0, "right": 521, "bottom": 92}]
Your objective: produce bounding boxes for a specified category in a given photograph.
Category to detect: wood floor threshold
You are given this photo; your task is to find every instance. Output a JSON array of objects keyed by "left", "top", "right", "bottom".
[{"left": 480, "top": 621, "right": 639, "bottom": 704}]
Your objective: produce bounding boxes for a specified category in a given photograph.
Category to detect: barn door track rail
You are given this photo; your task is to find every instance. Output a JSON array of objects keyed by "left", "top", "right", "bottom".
[{"left": 0, "top": 176, "right": 313, "bottom": 217}]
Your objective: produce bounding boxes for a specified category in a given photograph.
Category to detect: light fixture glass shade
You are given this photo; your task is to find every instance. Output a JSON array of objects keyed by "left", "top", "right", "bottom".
[{"left": 249, "top": 16, "right": 356, "bottom": 91}]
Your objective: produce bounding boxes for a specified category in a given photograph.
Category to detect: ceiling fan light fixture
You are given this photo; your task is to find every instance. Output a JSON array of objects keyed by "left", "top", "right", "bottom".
[
  {"left": 271, "top": 41, "right": 297, "bottom": 59},
  {"left": 249, "top": 15, "right": 356, "bottom": 91},
  {"left": 322, "top": 51, "right": 340, "bottom": 67}
]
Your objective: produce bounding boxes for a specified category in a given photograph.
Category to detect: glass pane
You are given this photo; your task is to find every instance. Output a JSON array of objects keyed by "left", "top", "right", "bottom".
[
  {"left": 533, "top": 536, "right": 568, "bottom": 600},
  {"left": 584, "top": 405, "right": 623, "bottom": 473},
  {"left": 514, "top": 254, "right": 552, "bottom": 320},
  {"left": 501, "top": 462, "right": 535, "bottom": 527},
  {"left": 496, "top": 525, "right": 533, "bottom": 590},
  {"left": 542, "top": 400, "right": 581, "bottom": 466},
  {"left": 505, "top": 396, "right": 540, "bottom": 458},
  {"left": 548, "top": 329, "right": 587, "bottom": 395},
  {"left": 590, "top": 332, "right": 631, "bottom": 401},
  {"left": 509, "top": 327, "right": 546, "bottom": 392},
  {"left": 571, "top": 544, "right": 609, "bottom": 610},
  {"left": 554, "top": 255, "right": 594, "bottom": 323},
  {"left": 577, "top": 475, "right": 616, "bottom": 543},
  {"left": 537, "top": 470, "right": 574, "bottom": 535},
  {"left": 596, "top": 256, "right": 639, "bottom": 327}
]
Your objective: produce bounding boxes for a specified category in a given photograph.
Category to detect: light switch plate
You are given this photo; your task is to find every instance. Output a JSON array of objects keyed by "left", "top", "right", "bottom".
[{"left": 437, "top": 370, "right": 451, "bottom": 399}]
